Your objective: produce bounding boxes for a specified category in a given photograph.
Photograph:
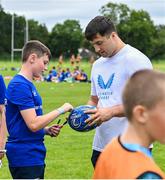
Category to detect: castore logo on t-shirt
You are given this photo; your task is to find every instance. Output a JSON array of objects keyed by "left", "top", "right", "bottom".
[{"left": 97, "top": 73, "right": 115, "bottom": 89}]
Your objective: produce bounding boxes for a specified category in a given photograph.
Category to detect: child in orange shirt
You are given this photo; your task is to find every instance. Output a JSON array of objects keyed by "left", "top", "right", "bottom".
[{"left": 94, "top": 69, "right": 165, "bottom": 179}]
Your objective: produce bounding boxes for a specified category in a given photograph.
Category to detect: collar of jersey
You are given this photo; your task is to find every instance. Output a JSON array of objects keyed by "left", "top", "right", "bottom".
[
  {"left": 18, "top": 73, "right": 32, "bottom": 83},
  {"left": 123, "top": 143, "right": 152, "bottom": 158}
]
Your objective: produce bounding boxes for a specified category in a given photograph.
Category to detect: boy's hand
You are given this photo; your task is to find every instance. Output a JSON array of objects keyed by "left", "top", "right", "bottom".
[
  {"left": 60, "top": 103, "right": 73, "bottom": 113},
  {"left": 45, "top": 124, "right": 63, "bottom": 137}
]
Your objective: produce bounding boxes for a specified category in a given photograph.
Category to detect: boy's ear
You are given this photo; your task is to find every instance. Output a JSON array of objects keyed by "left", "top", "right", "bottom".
[
  {"left": 133, "top": 105, "right": 148, "bottom": 124},
  {"left": 29, "top": 53, "right": 37, "bottom": 64}
]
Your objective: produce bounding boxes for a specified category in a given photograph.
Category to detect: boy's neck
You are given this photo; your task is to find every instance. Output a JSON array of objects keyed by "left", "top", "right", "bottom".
[
  {"left": 19, "top": 64, "right": 33, "bottom": 81},
  {"left": 120, "top": 124, "right": 152, "bottom": 148}
]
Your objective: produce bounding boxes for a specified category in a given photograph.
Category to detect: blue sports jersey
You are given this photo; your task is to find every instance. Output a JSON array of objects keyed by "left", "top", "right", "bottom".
[
  {"left": 5, "top": 74, "right": 46, "bottom": 167},
  {"left": 0, "top": 75, "right": 6, "bottom": 104}
]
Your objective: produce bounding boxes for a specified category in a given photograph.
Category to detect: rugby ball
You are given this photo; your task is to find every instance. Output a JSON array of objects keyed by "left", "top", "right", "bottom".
[{"left": 67, "top": 105, "right": 97, "bottom": 132}]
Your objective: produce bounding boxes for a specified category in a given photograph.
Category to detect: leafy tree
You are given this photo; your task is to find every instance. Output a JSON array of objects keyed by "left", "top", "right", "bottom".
[
  {"left": 0, "top": 9, "right": 12, "bottom": 55},
  {"left": 82, "top": 38, "right": 94, "bottom": 52},
  {"left": 118, "top": 10, "right": 155, "bottom": 57},
  {"left": 0, "top": 4, "right": 3, "bottom": 11},
  {"left": 14, "top": 14, "right": 26, "bottom": 49},
  {"left": 28, "top": 20, "right": 49, "bottom": 45},
  {"left": 151, "top": 25, "right": 165, "bottom": 59},
  {"left": 100, "top": 2, "right": 130, "bottom": 25},
  {"left": 49, "top": 20, "right": 83, "bottom": 58},
  {"left": 0, "top": 7, "right": 50, "bottom": 59},
  {"left": 100, "top": 3, "right": 155, "bottom": 58}
]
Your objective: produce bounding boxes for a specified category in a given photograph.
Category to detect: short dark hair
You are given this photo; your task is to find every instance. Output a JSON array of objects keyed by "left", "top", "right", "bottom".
[
  {"left": 22, "top": 40, "right": 51, "bottom": 62},
  {"left": 85, "top": 16, "right": 117, "bottom": 41},
  {"left": 122, "top": 69, "right": 165, "bottom": 120}
]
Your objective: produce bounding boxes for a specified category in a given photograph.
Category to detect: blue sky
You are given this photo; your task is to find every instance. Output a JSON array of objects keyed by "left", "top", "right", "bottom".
[{"left": 1, "top": 0, "right": 165, "bottom": 31}]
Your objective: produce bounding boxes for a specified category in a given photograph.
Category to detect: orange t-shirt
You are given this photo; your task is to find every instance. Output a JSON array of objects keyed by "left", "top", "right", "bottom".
[{"left": 93, "top": 137, "right": 165, "bottom": 179}]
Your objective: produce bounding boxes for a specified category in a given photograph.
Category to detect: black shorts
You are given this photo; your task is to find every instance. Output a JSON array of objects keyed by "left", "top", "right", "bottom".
[
  {"left": 91, "top": 150, "right": 101, "bottom": 168},
  {"left": 9, "top": 165, "right": 45, "bottom": 179}
]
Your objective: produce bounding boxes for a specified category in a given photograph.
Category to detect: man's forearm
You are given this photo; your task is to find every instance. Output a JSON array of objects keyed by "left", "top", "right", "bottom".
[
  {"left": 109, "top": 104, "right": 125, "bottom": 118},
  {"left": 87, "top": 95, "right": 98, "bottom": 107}
]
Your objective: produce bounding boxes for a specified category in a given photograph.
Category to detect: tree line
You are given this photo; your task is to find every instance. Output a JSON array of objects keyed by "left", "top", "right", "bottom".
[{"left": 0, "top": 2, "right": 165, "bottom": 60}]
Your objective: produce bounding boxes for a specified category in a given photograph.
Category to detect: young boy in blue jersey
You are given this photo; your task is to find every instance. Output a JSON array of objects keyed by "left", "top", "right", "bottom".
[
  {"left": 0, "top": 75, "right": 7, "bottom": 160},
  {"left": 5, "top": 40, "right": 73, "bottom": 179}
]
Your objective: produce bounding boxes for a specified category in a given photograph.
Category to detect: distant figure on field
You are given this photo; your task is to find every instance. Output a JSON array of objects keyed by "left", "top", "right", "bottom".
[
  {"left": 51, "top": 66, "right": 57, "bottom": 77},
  {"left": 58, "top": 54, "right": 64, "bottom": 66},
  {"left": 70, "top": 54, "right": 75, "bottom": 66},
  {"left": 76, "top": 54, "right": 81, "bottom": 66}
]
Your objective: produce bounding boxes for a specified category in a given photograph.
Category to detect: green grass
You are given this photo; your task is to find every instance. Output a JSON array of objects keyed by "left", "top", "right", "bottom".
[
  {"left": 153, "top": 60, "right": 165, "bottom": 72},
  {"left": 0, "top": 60, "right": 165, "bottom": 178}
]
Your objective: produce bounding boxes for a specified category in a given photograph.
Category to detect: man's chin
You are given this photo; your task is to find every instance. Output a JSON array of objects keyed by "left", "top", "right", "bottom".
[
  {"left": 101, "top": 53, "right": 113, "bottom": 58},
  {"left": 101, "top": 54, "right": 108, "bottom": 58},
  {"left": 99, "top": 52, "right": 108, "bottom": 57}
]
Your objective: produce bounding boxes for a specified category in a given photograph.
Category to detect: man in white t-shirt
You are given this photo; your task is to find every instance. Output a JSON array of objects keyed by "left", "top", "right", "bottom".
[{"left": 84, "top": 16, "right": 153, "bottom": 167}]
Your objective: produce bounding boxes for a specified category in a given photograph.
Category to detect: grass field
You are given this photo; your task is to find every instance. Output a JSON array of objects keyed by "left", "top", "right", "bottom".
[{"left": 0, "top": 60, "right": 165, "bottom": 178}]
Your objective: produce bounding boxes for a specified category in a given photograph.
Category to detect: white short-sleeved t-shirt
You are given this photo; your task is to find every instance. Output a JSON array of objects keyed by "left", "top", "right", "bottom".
[{"left": 91, "top": 44, "right": 153, "bottom": 152}]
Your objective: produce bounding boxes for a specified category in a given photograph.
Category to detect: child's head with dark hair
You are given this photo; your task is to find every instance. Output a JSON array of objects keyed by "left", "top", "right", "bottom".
[{"left": 22, "top": 40, "right": 51, "bottom": 62}]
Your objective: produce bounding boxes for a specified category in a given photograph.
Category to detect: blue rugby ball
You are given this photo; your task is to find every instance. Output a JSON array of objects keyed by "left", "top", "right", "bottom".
[{"left": 67, "top": 105, "right": 97, "bottom": 132}]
